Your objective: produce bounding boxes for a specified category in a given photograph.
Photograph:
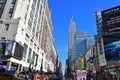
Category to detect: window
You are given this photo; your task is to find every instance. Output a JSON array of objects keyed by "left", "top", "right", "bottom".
[
  {"left": 27, "top": 48, "right": 32, "bottom": 63},
  {"left": 1, "top": 37, "right": 5, "bottom": 40},
  {"left": 12, "top": 0, "right": 16, "bottom": 4},
  {"left": 8, "top": 7, "right": 14, "bottom": 18},
  {"left": 9, "top": 8, "right": 14, "bottom": 13},
  {"left": 4, "top": 24, "right": 9, "bottom": 31},
  {"left": 32, "top": 51, "right": 35, "bottom": 64},
  {"left": 0, "top": 5, "right": 2, "bottom": 9},
  {"left": 23, "top": 44, "right": 28, "bottom": 61},
  {"left": 8, "top": 0, "right": 16, "bottom": 18},
  {"left": 42, "top": 53, "right": 44, "bottom": 57},
  {"left": 0, "top": 0, "right": 7, "bottom": 18},
  {"left": 35, "top": 54, "right": 38, "bottom": 66}
]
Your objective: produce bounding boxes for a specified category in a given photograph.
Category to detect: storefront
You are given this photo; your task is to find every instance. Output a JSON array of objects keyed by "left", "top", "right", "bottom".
[{"left": 0, "top": 60, "right": 22, "bottom": 74}]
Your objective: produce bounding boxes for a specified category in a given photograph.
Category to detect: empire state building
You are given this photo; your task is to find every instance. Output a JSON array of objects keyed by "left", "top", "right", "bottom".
[{"left": 68, "top": 16, "right": 76, "bottom": 50}]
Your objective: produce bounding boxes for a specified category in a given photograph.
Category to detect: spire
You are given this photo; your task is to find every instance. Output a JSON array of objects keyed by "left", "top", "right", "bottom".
[
  {"left": 70, "top": 16, "right": 76, "bottom": 30},
  {"left": 71, "top": 16, "right": 74, "bottom": 22},
  {"left": 69, "top": 16, "right": 76, "bottom": 49}
]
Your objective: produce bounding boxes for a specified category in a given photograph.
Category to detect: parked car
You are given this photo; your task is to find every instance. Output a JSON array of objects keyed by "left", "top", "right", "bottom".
[
  {"left": 0, "top": 72, "right": 21, "bottom": 80},
  {"left": 0, "top": 68, "right": 21, "bottom": 80}
]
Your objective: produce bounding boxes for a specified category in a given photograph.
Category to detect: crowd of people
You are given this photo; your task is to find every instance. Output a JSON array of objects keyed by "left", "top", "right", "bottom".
[
  {"left": 18, "top": 71, "right": 50, "bottom": 80},
  {"left": 0, "top": 68, "right": 51, "bottom": 80},
  {"left": 95, "top": 74, "right": 120, "bottom": 80}
]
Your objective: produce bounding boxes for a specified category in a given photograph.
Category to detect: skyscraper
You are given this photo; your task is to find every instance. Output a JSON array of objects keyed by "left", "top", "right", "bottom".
[
  {"left": 68, "top": 16, "right": 76, "bottom": 50},
  {"left": 74, "top": 32, "right": 94, "bottom": 59},
  {"left": 68, "top": 16, "right": 76, "bottom": 73}
]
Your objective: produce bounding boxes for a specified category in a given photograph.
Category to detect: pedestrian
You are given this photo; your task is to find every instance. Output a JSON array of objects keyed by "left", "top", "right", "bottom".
[
  {"left": 112, "top": 75, "right": 117, "bottom": 80},
  {"left": 39, "top": 72, "right": 45, "bottom": 80},
  {"left": 29, "top": 73, "right": 34, "bottom": 80},
  {"left": 87, "top": 73, "right": 94, "bottom": 80},
  {"left": 25, "top": 73, "right": 29, "bottom": 80},
  {"left": 35, "top": 73, "right": 39, "bottom": 80}
]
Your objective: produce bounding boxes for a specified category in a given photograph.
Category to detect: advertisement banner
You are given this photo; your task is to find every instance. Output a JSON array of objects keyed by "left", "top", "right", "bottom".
[
  {"left": 76, "top": 70, "right": 87, "bottom": 80},
  {"left": 102, "top": 6, "right": 120, "bottom": 45},
  {"left": 104, "top": 40, "right": 120, "bottom": 61}
]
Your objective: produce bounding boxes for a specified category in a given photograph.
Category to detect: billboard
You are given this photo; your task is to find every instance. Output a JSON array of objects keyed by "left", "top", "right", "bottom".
[
  {"left": 104, "top": 40, "right": 120, "bottom": 61},
  {"left": 101, "top": 5, "right": 120, "bottom": 61},
  {"left": 76, "top": 57, "right": 85, "bottom": 70},
  {"left": 102, "top": 5, "right": 120, "bottom": 44},
  {"left": 76, "top": 70, "right": 87, "bottom": 80}
]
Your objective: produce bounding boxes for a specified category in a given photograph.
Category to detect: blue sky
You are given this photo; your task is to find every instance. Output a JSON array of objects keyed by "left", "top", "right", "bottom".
[{"left": 48, "top": 0, "right": 120, "bottom": 71}]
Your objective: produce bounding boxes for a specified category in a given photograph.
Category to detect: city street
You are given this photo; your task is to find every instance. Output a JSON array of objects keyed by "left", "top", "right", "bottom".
[{"left": 0, "top": 0, "right": 120, "bottom": 80}]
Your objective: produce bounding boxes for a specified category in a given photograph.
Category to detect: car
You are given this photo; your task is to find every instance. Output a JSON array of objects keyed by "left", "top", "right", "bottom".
[
  {"left": 0, "top": 68, "right": 21, "bottom": 80},
  {"left": 0, "top": 73, "right": 21, "bottom": 80}
]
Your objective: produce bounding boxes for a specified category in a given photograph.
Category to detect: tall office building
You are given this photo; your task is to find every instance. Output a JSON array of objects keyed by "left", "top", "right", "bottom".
[
  {"left": 0, "top": 0, "right": 57, "bottom": 72},
  {"left": 67, "top": 16, "right": 76, "bottom": 74},
  {"left": 68, "top": 16, "right": 76, "bottom": 70},
  {"left": 74, "top": 32, "right": 94, "bottom": 59},
  {"left": 73, "top": 32, "right": 94, "bottom": 70},
  {"left": 68, "top": 16, "right": 76, "bottom": 50}
]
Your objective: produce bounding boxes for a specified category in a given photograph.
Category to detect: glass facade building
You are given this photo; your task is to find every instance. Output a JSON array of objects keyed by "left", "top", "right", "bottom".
[{"left": 74, "top": 32, "right": 94, "bottom": 59}]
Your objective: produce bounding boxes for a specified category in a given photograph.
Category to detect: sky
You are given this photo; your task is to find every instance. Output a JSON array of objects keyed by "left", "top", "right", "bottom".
[{"left": 48, "top": 0, "right": 120, "bottom": 71}]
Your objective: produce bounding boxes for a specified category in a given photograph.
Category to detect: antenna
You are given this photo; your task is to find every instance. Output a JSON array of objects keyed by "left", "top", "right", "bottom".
[{"left": 71, "top": 16, "right": 74, "bottom": 22}]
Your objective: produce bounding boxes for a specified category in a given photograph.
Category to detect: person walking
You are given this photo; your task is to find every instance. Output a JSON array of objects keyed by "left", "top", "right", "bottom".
[
  {"left": 87, "top": 73, "right": 94, "bottom": 80},
  {"left": 39, "top": 72, "right": 45, "bottom": 80}
]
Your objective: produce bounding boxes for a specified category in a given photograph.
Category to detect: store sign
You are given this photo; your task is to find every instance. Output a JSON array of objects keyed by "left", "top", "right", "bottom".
[
  {"left": 76, "top": 70, "right": 87, "bottom": 80},
  {"left": 0, "top": 61, "right": 7, "bottom": 69}
]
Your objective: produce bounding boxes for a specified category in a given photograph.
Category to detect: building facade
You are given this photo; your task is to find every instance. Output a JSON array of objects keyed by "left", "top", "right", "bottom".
[
  {"left": 95, "top": 5, "right": 120, "bottom": 79},
  {"left": 0, "top": 0, "right": 57, "bottom": 73},
  {"left": 74, "top": 32, "right": 94, "bottom": 59},
  {"left": 85, "top": 46, "right": 96, "bottom": 73}
]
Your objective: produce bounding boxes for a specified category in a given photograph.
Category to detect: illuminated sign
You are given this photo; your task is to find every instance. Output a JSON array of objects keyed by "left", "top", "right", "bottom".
[{"left": 104, "top": 40, "right": 120, "bottom": 61}]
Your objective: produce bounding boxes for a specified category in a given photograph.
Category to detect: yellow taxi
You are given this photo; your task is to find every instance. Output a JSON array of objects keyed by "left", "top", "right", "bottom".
[{"left": 0, "top": 68, "right": 21, "bottom": 80}]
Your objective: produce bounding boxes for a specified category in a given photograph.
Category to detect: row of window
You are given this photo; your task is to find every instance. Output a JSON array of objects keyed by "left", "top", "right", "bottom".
[
  {"left": 23, "top": 43, "right": 40, "bottom": 66},
  {"left": 23, "top": 42, "right": 51, "bottom": 68},
  {"left": 0, "top": 0, "right": 7, "bottom": 18},
  {"left": 27, "top": 0, "right": 45, "bottom": 44},
  {"left": 0, "top": 0, "right": 16, "bottom": 18},
  {"left": 7, "top": 0, "right": 16, "bottom": 19}
]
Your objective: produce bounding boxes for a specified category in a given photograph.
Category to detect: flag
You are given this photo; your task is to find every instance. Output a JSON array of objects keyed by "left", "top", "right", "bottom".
[{"left": 36, "top": 31, "right": 40, "bottom": 37}]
